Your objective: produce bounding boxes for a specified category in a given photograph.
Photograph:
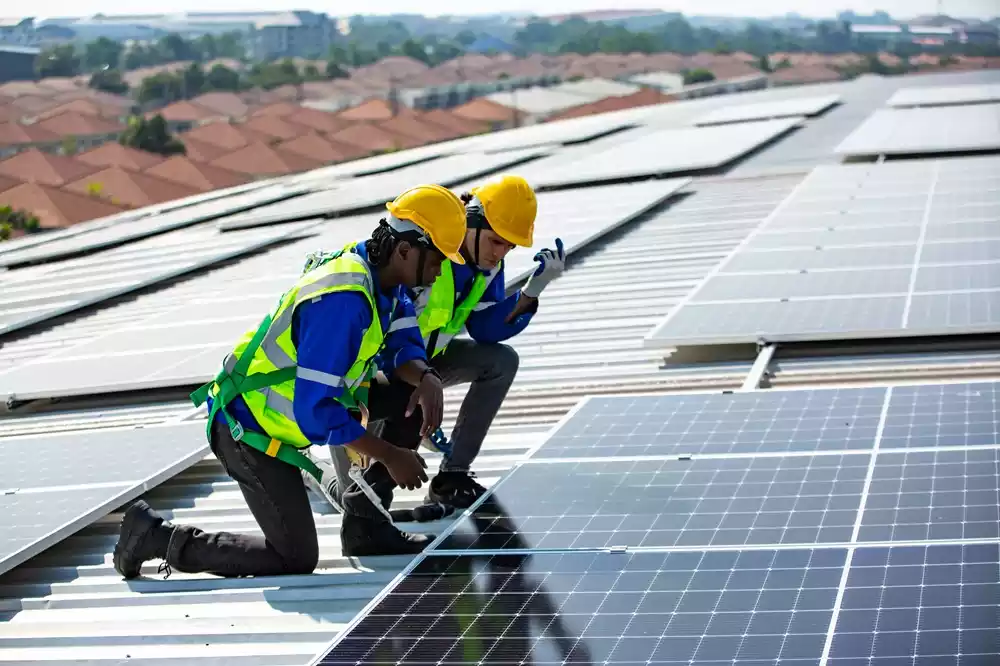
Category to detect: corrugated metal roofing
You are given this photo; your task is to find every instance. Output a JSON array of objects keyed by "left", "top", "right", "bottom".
[{"left": 2, "top": 70, "right": 1000, "bottom": 665}]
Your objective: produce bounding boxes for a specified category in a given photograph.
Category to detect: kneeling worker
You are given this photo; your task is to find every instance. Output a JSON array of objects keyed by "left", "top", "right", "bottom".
[{"left": 112, "top": 184, "right": 468, "bottom": 579}]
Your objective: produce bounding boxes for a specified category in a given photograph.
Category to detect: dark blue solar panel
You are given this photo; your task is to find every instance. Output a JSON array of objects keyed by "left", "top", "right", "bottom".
[{"left": 881, "top": 381, "right": 1000, "bottom": 449}]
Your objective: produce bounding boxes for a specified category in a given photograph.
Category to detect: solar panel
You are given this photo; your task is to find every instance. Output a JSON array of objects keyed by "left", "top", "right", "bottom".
[
  {"left": 693, "top": 94, "right": 841, "bottom": 126},
  {"left": 0, "top": 182, "right": 684, "bottom": 402},
  {"left": 0, "top": 421, "right": 208, "bottom": 576},
  {"left": 835, "top": 104, "right": 1000, "bottom": 157},
  {"left": 645, "top": 155, "right": 1000, "bottom": 349},
  {"left": 459, "top": 112, "right": 639, "bottom": 153},
  {"left": 0, "top": 222, "right": 315, "bottom": 338},
  {"left": 0, "top": 181, "right": 312, "bottom": 269},
  {"left": 887, "top": 83, "right": 1000, "bottom": 108},
  {"left": 515, "top": 118, "right": 802, "bottom": 190},
  {"left": 216, "top": 149, "right": 548, "bottom": 231}
]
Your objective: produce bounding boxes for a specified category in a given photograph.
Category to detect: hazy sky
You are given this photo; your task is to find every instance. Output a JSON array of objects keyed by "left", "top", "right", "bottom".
[{"left": 23, "top": 0, "right": 999, "bottom": 20}]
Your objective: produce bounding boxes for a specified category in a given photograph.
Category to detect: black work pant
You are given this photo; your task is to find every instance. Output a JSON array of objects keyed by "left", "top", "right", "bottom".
[{"left": 165, "top": 383, "right": 415, "bottom": 578}]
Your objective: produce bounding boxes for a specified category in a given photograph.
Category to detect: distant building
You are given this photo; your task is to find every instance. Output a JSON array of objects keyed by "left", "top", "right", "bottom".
[
  {"left": 0, "top": 45, "right": 39, "bottom": 83},
  {"left": 250, "top": 11, "right": 335, "bottom": 61}
]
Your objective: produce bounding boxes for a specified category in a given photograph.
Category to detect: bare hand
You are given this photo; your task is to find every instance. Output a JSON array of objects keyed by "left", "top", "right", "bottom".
[
  {"left": 405, "top": 373, "right": 444, "bottom": 437},
  {"left": 383, "top": 447, "right": 428, "bottom": 490}
]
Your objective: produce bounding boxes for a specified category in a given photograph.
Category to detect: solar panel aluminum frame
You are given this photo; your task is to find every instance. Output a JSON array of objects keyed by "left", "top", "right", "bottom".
[
  {"left": 692, "top": 94, "right": 842, "bottom": 127},
  {"left": 0, "top": 421, "right": 209, "bottom": 577}
]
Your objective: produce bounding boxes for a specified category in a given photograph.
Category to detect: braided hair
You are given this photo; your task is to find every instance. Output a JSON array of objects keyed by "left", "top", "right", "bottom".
[{"left": 364, "top": 219, "right": 397, "bottom": 268}]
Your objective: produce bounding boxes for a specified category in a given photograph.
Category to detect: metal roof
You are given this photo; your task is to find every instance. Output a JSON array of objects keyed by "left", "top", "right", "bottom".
[{"left": 2, "top": 70, "right": 1000, "bottom": 665}]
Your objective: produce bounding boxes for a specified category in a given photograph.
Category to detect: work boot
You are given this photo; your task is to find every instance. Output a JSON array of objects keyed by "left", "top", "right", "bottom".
[
  {"left": 113, "top": 500, "right": 172, "bottom": 579},
  {"left": 428, "top": 470, "right": 488, "bottom": 510},
  {"left": 340, "top": 514, "right": 430, "bottom": 556}
]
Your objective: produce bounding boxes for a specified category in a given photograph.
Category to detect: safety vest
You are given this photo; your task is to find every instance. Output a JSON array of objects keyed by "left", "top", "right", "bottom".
[
  {"left": 416, "top": 259, "right": 501, "bottom": 357},
  {"left": 190, "top": 250, "right": 383, "bottom": 482}
]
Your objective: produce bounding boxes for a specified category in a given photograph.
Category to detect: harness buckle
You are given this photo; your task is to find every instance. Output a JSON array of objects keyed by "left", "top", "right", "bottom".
[{"left": 230, "top": 421, "right": 245, "bottom": 441}]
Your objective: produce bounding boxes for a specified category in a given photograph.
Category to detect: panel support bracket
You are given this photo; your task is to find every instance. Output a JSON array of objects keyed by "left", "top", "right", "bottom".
[{"left": 739, "top": 340, "right": 777, "bottom": 392}]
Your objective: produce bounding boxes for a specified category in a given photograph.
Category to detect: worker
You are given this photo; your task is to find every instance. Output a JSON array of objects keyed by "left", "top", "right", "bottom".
[
  {"left": 112, "top": 184, "right": 469, "bottom": 579},
  {"left": 323, "top": 174, "right": 565, "bottom": 518}
]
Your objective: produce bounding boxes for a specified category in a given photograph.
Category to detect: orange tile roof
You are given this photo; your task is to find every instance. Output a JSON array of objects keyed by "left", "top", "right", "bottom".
[
  {"left": 328, "top": 123, "right": 407, "bottom": 153},
  {"left": 548, "top": 88, "right": 674, "bottom": 121},
  {"left": 251, "top": 101, "right": 300, "bottom": 117},
  {"left": 0, "top": 174, "right": 21, "bottom": 194},
  {"left": 337, "top": 98, "right": 398, "bottom": 122},
  {"left": 241, "top": 115, "right": 309, "bottom": 141},
  {"left": 378, "top": 113, "right": 461, "bottom": 144},
  {"left": 155, "top": 100, "right": 224, "bottom": 124},
  {"left": 180, "top": 121, "right": 271, "bottom": 151},
  {"left": 769, "top": 64, "right": 843, "bottom": 85},
  {"left": 180, "top": 136, "right": 232, "bottom": 163},
  {"left": 37, "top": 98, "right": 126, "bottom": 121},
  {"left": 75, "top": 142, "right": 165, "bottom": 172},
  {"left": 0, "top": 148, "right": 99, "bottom": 186},
  {"left": 420, "top": 109, "right": 489, "bottom": 136},
  {"left": 35, "top": 112, "right": 125, "bottom": 138},
  {"left": 283, "top": 106, "right": 347, "bottom": 134},
  {"left": 36, "top": 77, "right": 84, "bottom": 93},
  {"left": 278, "top": 132, "right": 372, "bottom": 163},
  {"left": 145, "top": 155, "right": 249, "bottom": 192},
  {"left": 64, "top": 166, "right": 200, "bottom": 208},
  {"left": 9, "top": 95, "right": 59, "bottom": 115},
  {"left": 0, "top": 122, "right": 62, "bottom": 147},
  {"left": 0, "top": 105, "right": 19, "bottom": 123},
  {"left": 189, "top": 92, "right": 251, "bottom": 118},
  {"left": 0, "top": 82, "right": 55, "bottom": 98},
  {"left": 451, "top": 98, "right": 520, "bottom": 124},
  {"left": 209, "top": 142, "right": 323, "bottom": 177},
  {"left": 0, "top": 182, "right": 127, "bottom": 228}
]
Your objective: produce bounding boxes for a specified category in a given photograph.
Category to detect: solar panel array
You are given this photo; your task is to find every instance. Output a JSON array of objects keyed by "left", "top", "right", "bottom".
[
  {"left": 0, "top": 421, "right": 208, "bottom": 576},
  {"left": 459, "top": 112, "right": 640, "bottom": 153},
  {"left": 311, "top": 379, "right": 1000, "bottom": 666},
  {"left": 0, "top": 221, "right": 316, "bottom": 337},
  {"left": 692, "top": 94, "right": 841, "bottom": 127},
  {"left": 0, "top": 179, "right": 685, "bottom": 402},
  {"left": 835, "top": 103, "right": 1000, "bottom": 157},
  {"left": 216, "top": 148, "right": 549, "bottom": 231},
  {"left": 644, "top": 155, "right": 1000, "bottom": 348},
  {"left": 514, "top": 117, "right": 802, "bottom": 190},
  {"left": 887, "top": 83, "right": 1000, "bottom": 108}
]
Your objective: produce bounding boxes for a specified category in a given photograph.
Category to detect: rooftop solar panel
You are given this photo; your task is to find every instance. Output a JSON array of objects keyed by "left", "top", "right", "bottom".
[
  {"left": 459, "top": 112, "right": 639, "bottom": 153},
  {"left": 0, "top": 222, "right": 315, "bottom": 338},
  {"left": 692, "top": 94, "right": 841, "bottom": 126},
  {"left": 834, "top": 104, "right": 1000, "bottom": 157},
  {"left": 514, "top": 118, "right": 802, "bottom": 190},
  {"left": 645, "top": 156, "right": 1000, "bottom": 349},
  {"left": 887, "top": 83, "right": 1000, "bottom": 108},
  {"left": 0, "top": 182, "right": 683, "bottom": 402},
  {"left": 216, "top": 148, "right": 548, "bottom": 231},
  {"left": 0, "top": 421, "right": 208, "bottom": 576},
  {"left": 0, "top": 182, "right": 313, "bottom": 269}
]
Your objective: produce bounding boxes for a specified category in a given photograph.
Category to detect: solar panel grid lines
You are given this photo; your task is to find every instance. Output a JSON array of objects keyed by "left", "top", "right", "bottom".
[
  {"left": 692, "top": 94, "right": 842, "bottom": 127},
  {"left": 900, "top": 160, "right": 940, "bottom": 329}
]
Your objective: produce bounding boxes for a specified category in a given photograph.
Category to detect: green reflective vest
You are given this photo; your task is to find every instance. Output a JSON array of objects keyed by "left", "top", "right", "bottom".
[
  {"left": 190, "top": 249, "right": 383, "bottom": 481},
  {"left": 417, "top": 260, "right": 500, "bottom": 357}
]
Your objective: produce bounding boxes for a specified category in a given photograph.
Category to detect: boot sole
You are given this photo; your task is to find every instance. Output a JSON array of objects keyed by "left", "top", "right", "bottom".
[{"left": 113, "top": 501, "right": 156, "bottom": 579}]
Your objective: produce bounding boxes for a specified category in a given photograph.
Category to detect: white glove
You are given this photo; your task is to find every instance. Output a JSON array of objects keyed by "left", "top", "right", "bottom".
[{"left": 522, "top": 237, "right": 565, "bottom": 299}]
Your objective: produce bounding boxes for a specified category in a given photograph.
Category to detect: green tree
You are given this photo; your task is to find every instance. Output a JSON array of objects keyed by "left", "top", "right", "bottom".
[
  {"left": 0, "top": 223, "right": 10, "bottom": 241},
  {"left": 455, "top": 29, "right": 478, "bottom": 46},
  {"left": 216, "top": 32, "right": 246, "bottom": 59},
  {"left": 326, "top": 60, "right": 348, "bottom": 79},
  {"left": 205, "top": 64, "right": 242, "bottom": 91},
  {"left": 182, "top": 62, "right": 206, "bottom": 97},
  {"left": 137, "top": 72, "right": 183, "bottom": 104},
  {"left": 36, "top": 44, "right": 81, "bottom": 78},
  {"left": 61, "top": 136, "right": 78, "bottom": 156},
  {"left": 303, "top": 63, "right": 322, "bottom": 80},
  {"left": 83, "top": 37, "right": 123, "bottom": 71},
  {"left": 89, "top": 68, "right": 129, "bottom": 94},
  {"left": 120, "top": 114, "right": 186, "bottom": 156},
  {"left": 682, "top": 68, "right": 716, "bottom": 85}
]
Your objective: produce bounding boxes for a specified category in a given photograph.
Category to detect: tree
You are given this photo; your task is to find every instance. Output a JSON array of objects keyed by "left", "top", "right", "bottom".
[
  {"left": 120, "top": 114, "right": 186, "bottom": 156},
  {"left": 182, "top": 62, "right": 206, "bottom": 97},
  {"left": 0, "top": 206, "right": 41, "bottom": 239},
  {"left": 205, "top": 64, "right": 242, "bottom": 91},
  {"left": 326, "top": 61, "right": 348, "bottom": 79},
  {"left": 683, "top": 68, "right": 716, "bottom": 85},
  {"left": 89, "top": 68, "right": 129, "bottom": 94},
  {"left": 61, "top": 136, "right": 78, "bottom": 156},
  {"left": 83, "top": 37, "right": 123, "bottom": 71},
  {"left": 455, "top": 29, "right": 478, "bottom": 46},
  {"left": 303, "top": 63, "right": 322, "bottom": 80},
  {"left": 137, "top": 72, "right": 183, "bottom": 104},
  {"left": 36, "top": 44, "right": 81, "bottom": 78},
  {"left": 0, "top": 223, "right": 10, "bottom": 241}
]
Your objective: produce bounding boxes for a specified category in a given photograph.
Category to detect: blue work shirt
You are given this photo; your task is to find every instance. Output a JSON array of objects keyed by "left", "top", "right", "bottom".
[
  {"left": 447, "top": 259, "right": 537, "bottom": 344},
  {"left": 208, "top": 242, "right": 426, "bottom": 446}
]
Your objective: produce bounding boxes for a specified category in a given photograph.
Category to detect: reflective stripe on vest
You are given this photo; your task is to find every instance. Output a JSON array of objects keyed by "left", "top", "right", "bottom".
[
  {"left": 416, "top": 260, "right": 501, "bottom": 357},
  {"left": 221, "top": 252, "right": 383, "bottom": 449}
]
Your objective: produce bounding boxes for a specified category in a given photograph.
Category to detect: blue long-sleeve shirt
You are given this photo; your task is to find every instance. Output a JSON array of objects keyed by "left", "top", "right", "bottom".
[{"left": 209, "top": 242, "right": 426, "bottom": 446}]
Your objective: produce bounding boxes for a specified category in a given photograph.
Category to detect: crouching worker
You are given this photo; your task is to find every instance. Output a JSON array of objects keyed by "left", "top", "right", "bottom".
[{"left": 112, "top": 184, "right": 469, "bottom": 579}]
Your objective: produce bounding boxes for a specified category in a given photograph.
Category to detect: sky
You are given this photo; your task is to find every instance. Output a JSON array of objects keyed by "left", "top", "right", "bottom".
[{"left": 22, "top": 0, "right": 999, "bottom": 20}]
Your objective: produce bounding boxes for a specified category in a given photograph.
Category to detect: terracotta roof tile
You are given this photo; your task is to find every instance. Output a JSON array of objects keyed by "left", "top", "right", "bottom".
[
  {"left": 36, "top": 112, "right": 125, "bottom": 138},
  {"left": 75, "top": 142, "right": 165, "bottom": 172},
  {"left": 548, "top": 88, "right": 673, "bottom": 121},
  {"left": 180, "top": 121, "right": 271, "bottom": 151},
  {"left": 328, "top": 123, "right": 408, "bottom": 153},
  {"left": 0, "top": 105, "right": 19, "bottom": 123},
  {"left": 180, "top": 136, "right": 232, "bottom": 163},
  {"left": 189, "top": 92, "right": 251, "bottom": 118},
  {"left": 9, "top": 95, "right": 59, "bottom": 115},
  {"left": 278, "top": 132, "right": 371, "bottom": 163},
  {"left": 420, "top": 109, "right": 490, "bottom": 136},
  {"left": 145, "top": 155, "right": 249, "bottom": 192},
  {"left": 283, "top": 106, "right": 347, "bottom": 134},
  {"left": 0, "top": 182, "right": 127, "bottom": 228},
  {"left": 0, "top": 148, "right": 99, "bottom": 186},
  {"left": 769, "top": 64, "right": 843, "bottom": 84},
  {"left": 36, "top": 98, "right": 126, "bottom": 121},
  {"left": 52, "top": 89, "right": 135, "bottom": 110},
  {"left": 36, "top": 77, "right": 84, "bottom": 93},
  {"left": 0, "top": 82, "right": 55, "bottom": 98},
  {"left": 241, "top": 115, "right": 310, "bottom": 141},
  {"left": 0, "top": 122, "right": 62, "bottom": 147},
  {"left": 64, "top": 166, "right": 200, "bottom": 208},
  {"left": 155, "top": 100, "right": 224, "bottom": 124},
  {"left": 377, "top": 114, "right": 461, "bottom": 143},
  {"left": 209, "top": 142, "right": 322, "bottom": 177},
  {"left": 251, "top": 101, "right": 300, "bottom": 117},
  {"left": 0, "top": 173, "right": 20, "bottom": 193},
  {"left": 451, "top": 98, "right": 521, "bottom": 124},
  {"left": 337, "top": 98, "right": 398, "bottom": 122}
]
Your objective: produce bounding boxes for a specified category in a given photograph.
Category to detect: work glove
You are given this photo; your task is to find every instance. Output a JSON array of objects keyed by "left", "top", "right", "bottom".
[{"left": 522, "top": 237, "right": 565, "bottom": 299}]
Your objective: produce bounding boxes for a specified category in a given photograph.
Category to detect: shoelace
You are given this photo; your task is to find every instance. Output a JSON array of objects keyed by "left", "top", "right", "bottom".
[{"left": 157, "top": 561, "right": 172, "bottom": 580}]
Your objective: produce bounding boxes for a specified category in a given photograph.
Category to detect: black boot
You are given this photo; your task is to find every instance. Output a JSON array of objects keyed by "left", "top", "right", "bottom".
[
  {"left": 428, "top": 470, "right": 488, "bottom": 510},
  {"left": 113, "top": 500, "right": 172, "bottom": 579},
  {"left": 340, "top": 513, "right": 430, "bottom": 556}
]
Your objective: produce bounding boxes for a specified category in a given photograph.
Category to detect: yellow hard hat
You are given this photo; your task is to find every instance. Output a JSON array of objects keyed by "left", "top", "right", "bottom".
[
  {"left": 470, "top": 174, "right": 537, "bottom": 247},
  {"left": 385, "top": 184, "right": 467, "bottom": 265}
]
